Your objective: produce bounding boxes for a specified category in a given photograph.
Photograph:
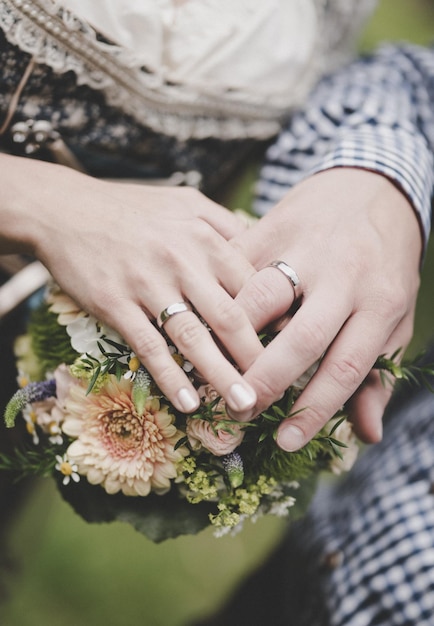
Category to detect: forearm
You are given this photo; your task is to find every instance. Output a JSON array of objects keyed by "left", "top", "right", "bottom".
[{"left": 0, "top": 153, "right": 78, "bottom": 257}]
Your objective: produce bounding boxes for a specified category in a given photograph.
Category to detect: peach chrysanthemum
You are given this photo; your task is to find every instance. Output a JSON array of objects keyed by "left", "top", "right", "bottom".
[{"left": 62, "top": 376, "right": 187, "bottom": 496}]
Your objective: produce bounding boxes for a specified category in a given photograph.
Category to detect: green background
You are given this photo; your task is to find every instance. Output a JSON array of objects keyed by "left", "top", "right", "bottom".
[{"left": 2, "top": 2, "right": 434, "bottom": 625}]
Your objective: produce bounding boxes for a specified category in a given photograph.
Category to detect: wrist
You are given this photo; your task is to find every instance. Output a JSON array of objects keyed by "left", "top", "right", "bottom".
[{"left": 0, "top": 154, "right": 80, "bottom": 257}]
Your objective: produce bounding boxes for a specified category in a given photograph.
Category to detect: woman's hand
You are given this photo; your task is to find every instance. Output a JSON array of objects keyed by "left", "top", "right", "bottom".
[
  {"left": 1, "top": 155, "right": 262, "bottom": 414},
  {"left": 231, "top": 168, "right": 422, "bottom": 449}
]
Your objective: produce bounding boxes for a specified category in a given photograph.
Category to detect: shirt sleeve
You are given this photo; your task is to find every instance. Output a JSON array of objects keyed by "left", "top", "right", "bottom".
[{"left": 254, "top": 43, "right": 434, "bottom": 251}]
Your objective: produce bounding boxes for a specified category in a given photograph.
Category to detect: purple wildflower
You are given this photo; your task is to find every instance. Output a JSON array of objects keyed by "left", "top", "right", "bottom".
[
  {"left": 222, "top": 451, "right": 244, "bottom": 488},
  {"left": 4, "top": 379, "right": 56, "bottom": 428}
]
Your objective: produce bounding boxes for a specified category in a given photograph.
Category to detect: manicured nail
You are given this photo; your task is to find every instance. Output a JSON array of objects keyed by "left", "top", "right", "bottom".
[
  {"left": 177, "top": 388, "right": 198, "bottom": 413},
  {"left": 277, "top": 425, "right": 305, "bottom": 451},
  {"left": 228, "top": 383, "right": 256, "bottom": 412}
]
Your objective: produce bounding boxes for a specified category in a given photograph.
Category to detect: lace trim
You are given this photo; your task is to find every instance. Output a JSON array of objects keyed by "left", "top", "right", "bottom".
[{"left": 0, "top": 0, "right": 376, "bottom": 140}]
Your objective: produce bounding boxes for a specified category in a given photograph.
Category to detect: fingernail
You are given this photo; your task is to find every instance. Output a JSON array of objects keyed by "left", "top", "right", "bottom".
[
  {"left": 228, "top": 383, "right": 256, "bottom": 412},
  {"left": 277, "top": 425, "right": 305, "bottom": 451},
  {"left": 177, "top": 388, "right": 199, "bottom": 413}
]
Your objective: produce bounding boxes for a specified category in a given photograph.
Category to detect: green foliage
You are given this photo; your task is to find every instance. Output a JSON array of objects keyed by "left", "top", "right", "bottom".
[
  {"left": 83, "top": 337, "right": 131, "bottom": 394},
  {"left": 56, "top": 478, "right": 212, "bottom": 543},
  {"left": 0, "top": 445, "right": 60, "bottom": 481},
  {"left": 4, "top": 391, "right": 27, "bottom": 429},
  {"left": 238, "top": 389, "right": 326, "bottom": 484},
  {"left": 28, "top": 303, "right": 77, "bottom": 373},
  {"left": 245, "top": 434, "right": 325, "bottom": 484},
  {"left": 375, "top": 349, "right": 434, "bottom": 393}
]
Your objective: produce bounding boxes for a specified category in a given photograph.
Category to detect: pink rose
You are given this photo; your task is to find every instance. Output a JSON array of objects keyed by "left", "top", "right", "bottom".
[
  {"left": 197, "top": 384, "right": 220, "bottom": 403},
  {"left": 186, "top": 414, "right": 244, "bottom": 457}
]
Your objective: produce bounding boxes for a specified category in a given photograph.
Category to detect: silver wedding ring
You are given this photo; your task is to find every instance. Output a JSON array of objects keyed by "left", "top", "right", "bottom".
[
  {"left": 268, "top": 260, "right": 303, "bottom": 301},
  {"left": 157, "top": 301, "right": 193, "bottom": 328}
]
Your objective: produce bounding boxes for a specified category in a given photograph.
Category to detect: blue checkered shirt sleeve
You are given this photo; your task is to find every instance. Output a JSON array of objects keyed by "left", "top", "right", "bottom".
[{"left": 255, "top": 44, "right": 434, "bottom": 251}]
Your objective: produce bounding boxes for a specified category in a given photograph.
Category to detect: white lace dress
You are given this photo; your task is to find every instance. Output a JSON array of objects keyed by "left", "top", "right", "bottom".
[{"left": 0, "top": 0, "right": 377, "bottom": 140}]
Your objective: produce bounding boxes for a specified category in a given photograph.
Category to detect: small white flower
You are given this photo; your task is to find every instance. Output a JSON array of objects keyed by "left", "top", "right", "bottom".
[
  {"left": 55, "top": 454, "right": 80, "bottom": 485},
  {"left": 48, "top": 422, "right": 63, "bottom": 446},
  {"left": 48, "top": 286, "right": 128, "bottom": 361},
  {"left": 124, "top": 354, "right": 140, "bottom": 381},
  {"left": 17, "top": 368, "right": 30, "bottom": 389},
  {"left": 23, "top": 406, "right": 39, "bottom": 445},
  {"left": 268, "top": 496, "right": 296, "bottom": 517},
  {"left": 168, "top": 345, "right": 194, "bottom": 373},
  {"left": 66, "top": 316, "right": 126, "bottom": 360}
]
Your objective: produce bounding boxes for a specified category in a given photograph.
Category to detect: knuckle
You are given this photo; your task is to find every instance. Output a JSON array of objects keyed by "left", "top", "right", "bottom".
[
  {"left": 371, "top": 285, "right": 409, "bottom": 322},
  {"left": 294, "top": 404, "right": 328, "bottom": 434},
  {"left": 171, "top": 315, "right": 205, "bottom": 351},
  {"left": 245, "top": 280, "right": 282, "bottom": 317},
  {"left": 398, "top": 317, "right": 415, "bottom": 347},
  {"left": 293, "top": 317, "right": 329, "bottom": 362},
  {"left": 387, "top": 286, "right": 410, "bottom": 316},
  {"left": 134, "top": 328, "right": 165, "bottom": 362},
  {"left": 212, "top": 298, "right": 244, "bottom": 332},
  {"left": 326, "top": 355, "right": 365, "bottom": 393},
  {"left": 154, "top": 361, "right": 184, "bottom": 391},
  {"left": 253, "top": 376, "right": 283, "bottom": 405}
]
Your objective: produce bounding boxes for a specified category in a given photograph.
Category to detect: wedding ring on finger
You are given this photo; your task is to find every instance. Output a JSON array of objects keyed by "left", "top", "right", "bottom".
[
  {"left": 157, "top": 301, "right": 193, "bottom": 328},
  {"left": 268, "top": 260, "right": 303, "bottom": 301}
]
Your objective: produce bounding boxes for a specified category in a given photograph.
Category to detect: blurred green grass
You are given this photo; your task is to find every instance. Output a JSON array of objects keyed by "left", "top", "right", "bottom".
[{"left": 2, "top": 3, "right": 434, "bottom": 626}]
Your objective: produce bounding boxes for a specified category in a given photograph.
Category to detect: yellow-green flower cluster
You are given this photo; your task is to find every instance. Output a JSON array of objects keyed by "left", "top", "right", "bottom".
[
  {"left": 70, "top": 357, "right": 108, "bottom": 393},
  {"left": 209, "top": 504, "right": 241, "bottom": 529},
  {"left": 209, "top": 474, "right": 278, "bottom": 529},
  {"left": 181, "top": 458, "right": 220, "bottom": 504}
]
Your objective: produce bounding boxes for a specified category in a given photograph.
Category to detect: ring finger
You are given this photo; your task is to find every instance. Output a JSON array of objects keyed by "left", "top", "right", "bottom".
[{"left": 156, "top": 293, "right": 258, "bottom": 414}]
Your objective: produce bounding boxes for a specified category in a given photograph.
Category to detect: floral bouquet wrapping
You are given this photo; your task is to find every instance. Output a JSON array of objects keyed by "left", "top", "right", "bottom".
[{"left": 2, "top": 284, "right": 384, "bottom": 542}]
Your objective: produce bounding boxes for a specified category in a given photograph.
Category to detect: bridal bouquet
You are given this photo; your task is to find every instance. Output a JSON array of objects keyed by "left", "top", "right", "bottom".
[{"left": 1, "top": 284, "right": 390, "bottom": 542}]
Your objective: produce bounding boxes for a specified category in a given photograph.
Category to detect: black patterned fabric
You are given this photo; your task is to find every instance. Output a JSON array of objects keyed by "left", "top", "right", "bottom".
[
  {"left": 193, "top": 366, "right": 434, "bottom": 626},
  {"left": 0, "top": 29, "right": 263, "bottom": 199}
]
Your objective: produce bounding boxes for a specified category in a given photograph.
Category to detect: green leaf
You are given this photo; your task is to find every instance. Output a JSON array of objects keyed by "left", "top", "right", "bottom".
[
  {"left": 327, "top": 437, "right": 348, "bottom": 448},
  {"left": 272, "top": 406, "right": 286, "bottom": 419},
  {"left": 100, "top": 336, "right": 130, "bottom": 353},
  {"left": 328, "top": 416, "right": 346, "bottom": 437},
  {"left": 57, "top": 479, "right": 211, "bottom": 543},
  {"left": 115, "top": 361, "right": 123, "bottom": 381},
  {"left": 86, "top": 366, "right": 101, "bottom": 395}
]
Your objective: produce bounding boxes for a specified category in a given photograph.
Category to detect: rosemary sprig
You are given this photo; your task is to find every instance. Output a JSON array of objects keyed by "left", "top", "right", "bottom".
[{"left": 0, "top": 445, "right": 60, "bottom": 482}]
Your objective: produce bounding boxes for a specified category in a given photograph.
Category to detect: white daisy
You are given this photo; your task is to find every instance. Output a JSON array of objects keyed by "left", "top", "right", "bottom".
[{"left": 55, "top": 454, "right": 80, "bottom": 485}]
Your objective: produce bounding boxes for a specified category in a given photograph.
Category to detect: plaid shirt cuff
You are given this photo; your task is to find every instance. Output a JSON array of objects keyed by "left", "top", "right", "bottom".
[{"left": 308, "top": 124, "right": 433, "bottom": 251}]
